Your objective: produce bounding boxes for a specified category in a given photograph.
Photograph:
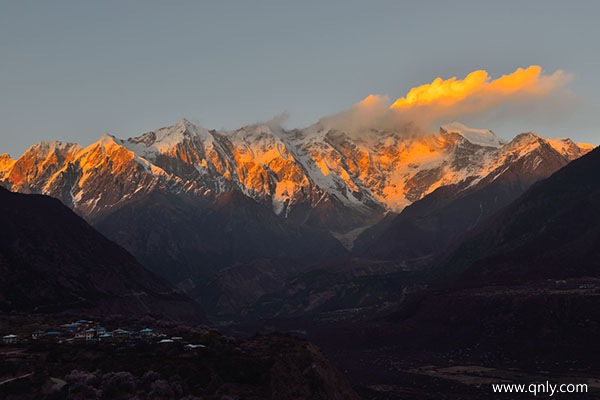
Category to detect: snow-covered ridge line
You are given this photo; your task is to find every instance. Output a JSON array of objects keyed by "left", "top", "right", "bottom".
[
  {"left": 441, "top": 122, "right": 506, "bottom": 148},
  {"left": 0, "top": 118, "right": 594, "bottom": 221}
]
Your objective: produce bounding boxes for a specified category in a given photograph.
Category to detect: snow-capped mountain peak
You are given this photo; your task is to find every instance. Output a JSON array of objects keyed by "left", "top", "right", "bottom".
[
  {"left": 123, "top": 119, "right": 212, "bottom": 159},
  {"left": 546, "top": 137, "right": 595, "bottom": 159},
  {"left": 97, "top": 133, "right": 122, "bottom": 148},
  {"left": 441, "top": 122, "right": 506, "bottom": 148},
  {"left": 25, "top": 140, "right": 82, "bottom": 156},
  {"left": 170, "top": 118, "right": 211, "bottom": 140}
]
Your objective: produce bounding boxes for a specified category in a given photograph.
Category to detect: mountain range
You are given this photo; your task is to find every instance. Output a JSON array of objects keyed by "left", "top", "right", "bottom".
[
  {"left": 1, "top": 119, "right": 591, "bottom": 223},
  {"left": 0, "top": 118, "right": 593, "bottom": 315}
]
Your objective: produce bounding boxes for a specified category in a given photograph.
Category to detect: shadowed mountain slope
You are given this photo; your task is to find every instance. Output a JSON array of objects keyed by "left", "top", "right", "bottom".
[
  {"left": 438, "top": 145, "right": 600, "bottom": 285},
  {"left": 0, "top": 187, "right": 205, "bottom": 321}
]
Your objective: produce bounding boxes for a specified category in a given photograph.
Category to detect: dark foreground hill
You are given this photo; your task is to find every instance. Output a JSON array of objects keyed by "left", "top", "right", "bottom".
[
  {"left": 0, "top": 187, "right": 204, "bottom": 322},
  {"left": 0, "top": 317, "right": 361, "bottom": 400}
]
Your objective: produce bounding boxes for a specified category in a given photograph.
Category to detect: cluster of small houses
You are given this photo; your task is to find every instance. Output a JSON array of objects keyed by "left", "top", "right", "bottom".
[{"left": 2, "top": 320, "right": 206, "bottom": 350}]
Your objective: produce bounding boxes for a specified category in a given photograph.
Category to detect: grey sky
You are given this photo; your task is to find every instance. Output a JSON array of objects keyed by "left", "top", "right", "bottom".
[{"left": 1, "top": 1, "right": 599, "bottom": 157}]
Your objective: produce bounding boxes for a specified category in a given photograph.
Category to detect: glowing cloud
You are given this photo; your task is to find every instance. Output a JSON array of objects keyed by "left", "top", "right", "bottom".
[
  {"left": 390, "top": 65, "right": 570, "bottom": 111},
  {"left": 391, "top": 69, "right": 489, "bottom": 109},
  {"left": 318, "top": 66, "right": 573, "bottom": 137}
]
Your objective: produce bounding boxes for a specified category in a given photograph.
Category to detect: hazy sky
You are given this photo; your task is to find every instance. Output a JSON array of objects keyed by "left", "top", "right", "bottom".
[{"left": 1, "top": 1, "right": 600, "bottom": 157}]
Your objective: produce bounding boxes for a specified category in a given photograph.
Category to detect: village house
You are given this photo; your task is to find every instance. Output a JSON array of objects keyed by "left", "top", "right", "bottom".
[
  {"left": 63, "top": 322, "right": 79, "bottom": 329},
  {"left": 74, "top": 329, "right": 96, "bottom": 341},
  {"left": 32, "top": 330, "right": 45, "bottom": 340},
  {"left": 139, "top": 328, "right": 154, "bottom": 336},
  {"left": 44, "top": 331, "right": 62, "bottom": 342},
  {"left": 2, "top": 334, "right": 18, "bottom": 344},
  {"left": 185, "top": 344, "right": 207, "bottom": 351},
  {"left": 113, "top": 328, "right": 130, "bottom": 337}
]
